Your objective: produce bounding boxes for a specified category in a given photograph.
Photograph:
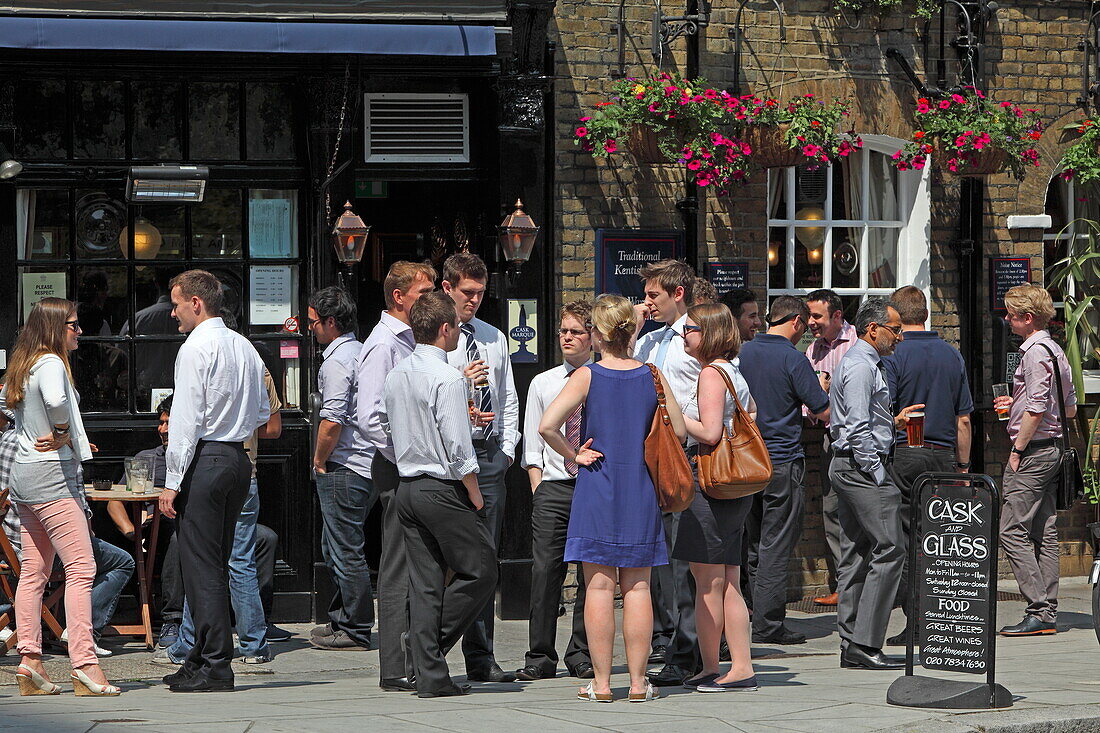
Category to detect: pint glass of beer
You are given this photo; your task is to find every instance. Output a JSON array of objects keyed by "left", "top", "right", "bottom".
[
  {"left": 992, "top": 383, "right": 1010, "bottom": 421},
  {"left": 905, "top": 411, "right": 925, "bottom": 448}
]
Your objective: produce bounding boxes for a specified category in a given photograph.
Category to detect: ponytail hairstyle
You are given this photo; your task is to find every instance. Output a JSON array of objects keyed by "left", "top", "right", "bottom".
[
  {"left": 591, "top": 294, "right": 636, "bottom": 358},
  {"left": 5, "top": 297, "right": 76, "bottom": 408}
]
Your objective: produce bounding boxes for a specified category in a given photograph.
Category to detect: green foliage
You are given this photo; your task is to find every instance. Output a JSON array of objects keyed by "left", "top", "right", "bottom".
[
  {"left": 831, "top": 0, "right": 940, "bottom": 18},
  {"left": 739, "top": 95, "right": 862, "bottom": 167},
  {"left": 1059, "top": 120, "right": 1100, "bottom": 187}
]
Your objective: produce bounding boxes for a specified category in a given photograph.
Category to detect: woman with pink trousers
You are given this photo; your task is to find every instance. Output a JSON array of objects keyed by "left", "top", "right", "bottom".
[{"left": 1, "top": 297, "right": 119, "bottom": 696}]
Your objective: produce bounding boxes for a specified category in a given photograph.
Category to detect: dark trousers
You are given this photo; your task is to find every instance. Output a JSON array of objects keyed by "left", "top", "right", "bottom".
[
  {"left": 525, "top": 479, "right": 589, "bottom": 675},
  {"left": 889, "top": 445, "right": 955, "bottom": 619},
  {"left": 315, "top": 463, "right": 379, "bottom": 647},
  {"left": 820, "top": 434, "right": 842, "bottom": 592},
  {"left": 399, "top": 475, "right": 497, "bottom": 695},
  {"left": 460, "top": 437, "right": 509, "bottom": 671},
  {"left": 652, "top": 510, "right": 699, "bottom": 670},
  {"left": 176, "top": 441, "right": 251, "bottom": 679},
  {"left": 746, "top": 459, "right": 805, "bottom": 638},
  {"left": 373, "top": 452, "right": 413, "bottom": 680},
  {"left": 157, "top": 519, "right": 184, "bottom": 622},
  {"left": 830, "top": 455, "right": 904, "bottom": 649}
]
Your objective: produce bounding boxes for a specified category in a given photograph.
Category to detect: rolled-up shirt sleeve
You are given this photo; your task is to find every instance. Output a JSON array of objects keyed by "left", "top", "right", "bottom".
[
  {"left": 436, "top": 377, "right": 480, "bottom": 477},
  {"left": 165, "top": 343, "right": 207, "bottom": 491},
  {"left": 521, "top": 379, "right": 546, "bottom": 471},
  {"left": 842, "top": 362, "right": 885, "bottom": 483},
  {"left": 318, "top": 358, "right": 354, "bottom": 426}
]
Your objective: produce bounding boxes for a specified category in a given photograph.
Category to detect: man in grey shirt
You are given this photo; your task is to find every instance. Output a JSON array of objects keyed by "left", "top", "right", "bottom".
[
  {"left": 382, "top": 291, "right": 493, "bottom": 699},
  {"left": 829, "top": 298, "right": 922, "bottom": 671}
]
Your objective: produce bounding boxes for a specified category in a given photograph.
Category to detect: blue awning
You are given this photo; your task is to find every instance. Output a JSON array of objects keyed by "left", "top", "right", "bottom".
[{"left": 0, "top": 16, "right": 497, "bottom": 55}]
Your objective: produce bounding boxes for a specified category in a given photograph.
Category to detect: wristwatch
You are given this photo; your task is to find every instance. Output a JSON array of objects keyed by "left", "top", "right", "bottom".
[
  {"left": 955, "top": 462, "right": 971, "bottom": 470},
  {"left": 53, "top": 425, "right": 70, "bottom": 435},
  {"left": 1011, "top": 445, "right": 1027, "bottom": 455}
]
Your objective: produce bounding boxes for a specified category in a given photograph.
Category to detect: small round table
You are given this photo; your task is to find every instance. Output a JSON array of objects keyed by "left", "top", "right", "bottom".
[{"left": 85, "top": 485, "right": 162, "bottom": 649}]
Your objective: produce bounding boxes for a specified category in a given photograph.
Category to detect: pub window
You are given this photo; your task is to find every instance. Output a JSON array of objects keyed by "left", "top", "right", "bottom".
[
  {"left": 1043, "top": 175, "right": 1097, "bottom": 309},
  {"left": 767, "top": 137, "right": 931, "bottom": 322}
]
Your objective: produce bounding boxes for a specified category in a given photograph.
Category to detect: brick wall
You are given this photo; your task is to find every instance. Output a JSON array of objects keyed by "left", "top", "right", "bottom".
[{"left": 551, "top": 1, "right": 1096, "bottom": 592}]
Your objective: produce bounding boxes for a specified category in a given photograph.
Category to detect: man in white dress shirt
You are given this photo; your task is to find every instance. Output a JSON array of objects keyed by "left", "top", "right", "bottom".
[
  {"left": 382, "top": 291, "right": 493, "bottom": 698},
  {"left": 514, "top": 300, "right": 593, "bottom": 682},
  {"left": 357, "top": 260, "right": 436, "bottom": 691},
  {"left": 631, "top": 259, "right": 702, "bottom": 687},
  {"left": 158, "top": 270, "right": 268, "bottom": 693},
  {"left": 441, "top": 252, "right": 520, "bottom": 683}
]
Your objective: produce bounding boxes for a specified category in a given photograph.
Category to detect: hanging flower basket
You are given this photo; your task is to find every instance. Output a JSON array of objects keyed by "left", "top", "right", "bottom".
[
  {"left": 1058, "top": 119, "right": 1100, "bottom": 186},
  {"left": 741, "top": 125, "right": 802, "bottom": 169},
  {"left": 935, "top": 142, "right": 1010, "bottom": 177},
  {"left": 626, "top": 124, "right": 676, "bottom": 164}
]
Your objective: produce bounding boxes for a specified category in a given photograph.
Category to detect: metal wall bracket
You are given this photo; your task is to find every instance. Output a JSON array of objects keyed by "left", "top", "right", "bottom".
[
  {"left": 650, "top": 2, "right": 711, "bottom": 62},
  {"left": 728, "top": 0, "right": 786, "bottom": 93},
  {"left": 885, "top": 0, "right": 998, "bottom": 98},
  {"left": 1077, "top": 8, "right": 1100, "bottom": 113}
]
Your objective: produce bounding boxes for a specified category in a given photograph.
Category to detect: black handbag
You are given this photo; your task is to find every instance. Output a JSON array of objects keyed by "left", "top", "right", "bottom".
[{"left": 1039, "top": 343, "right": 1084, "bottom": 511}]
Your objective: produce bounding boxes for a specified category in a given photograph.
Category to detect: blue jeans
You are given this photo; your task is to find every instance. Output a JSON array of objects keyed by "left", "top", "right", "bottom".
[
  {"left": 170, "top": 477, "right": 269, "bottom": 660},
  {"left": 90, "top": 538, "right": 135, "bottom": 632}
]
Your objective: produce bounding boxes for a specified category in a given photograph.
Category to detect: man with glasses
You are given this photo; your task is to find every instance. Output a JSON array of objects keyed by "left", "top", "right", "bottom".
[
  {"left": 737, "top": 296, "right": 830, "bottom": 647},
  {"left": 514, "top": 300, "right": 594, "bottom": 682},
  {"left": 828, "top": 298, "right": 922, "bottom": 670}
]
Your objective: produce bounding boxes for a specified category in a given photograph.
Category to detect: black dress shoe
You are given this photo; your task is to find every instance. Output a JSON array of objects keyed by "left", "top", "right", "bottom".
[
  {"left": 466, "top": 662, "right": 516, "bottom": 683},
  {"left": 380, "top": 676, "right": 416, "bottom": 691},
  {"left": 648, "top": 644, "right": 668, "bottom": 664},
  {"left": 646, "top": 663, "right": 690, "bottom": 687},
  {"left": 169, "top": 673, "right": 235, "bottom": 692},
  {"left": 752, "top": 628, "right": 806, "bottom": 645},
  {"left": 569, "top": 661, "right": 595, "bottom": 679},
  {"left": 418, "top": 682, "right": 471, "bottom": 698},
  {"left": 840, "top": 644, "right": 905, "bottom": 670},
  {"left": 999, "top": 616, "right": 1057, "bottom": 636},
  {"left": 162, "top": 666, "right": 196, "bottom": 687},
  {"left": 515, "top": 665, "right": 552, "bottom": 681}
]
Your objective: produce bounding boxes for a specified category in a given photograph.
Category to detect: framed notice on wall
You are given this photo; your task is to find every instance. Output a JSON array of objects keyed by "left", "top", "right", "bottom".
[
  {"left": 595, "top": 229, "right": 685, "bottom": 302},
  {"left": 705, "top": 261, "right": 750, "bottom": 295},
  {"left": 989, "top": 257, "right": 1032, "bottom": 312}
]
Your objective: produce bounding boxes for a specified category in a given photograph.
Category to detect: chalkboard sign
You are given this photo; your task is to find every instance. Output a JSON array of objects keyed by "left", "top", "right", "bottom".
[
  {"left": 706, "top": 261, "right": 750, "bottom": 295},
  {"left": 989, "top": 257, "right": 1032, "bottom": 312},
  {"left": 595, "top": 229, "right": 685, "bottom": 303},
  {"left": 916, "top": 481, "right": 995, "bottom": 675}
]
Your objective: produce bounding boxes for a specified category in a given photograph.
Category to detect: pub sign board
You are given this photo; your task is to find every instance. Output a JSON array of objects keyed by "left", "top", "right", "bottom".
[
  {"left": 989, "top": 257, "right": 1032, "bottom": 313},
  {"left": 705, "top": 261, "right": 750, "bottom": 295},
  {"left": 594, "top": 229, "right": 685, "bottom": 303}
]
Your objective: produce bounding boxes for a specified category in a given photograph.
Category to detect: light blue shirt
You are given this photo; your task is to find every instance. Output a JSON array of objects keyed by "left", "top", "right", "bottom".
[
  {"left": 829, "top": 338, "right": 894, "bottom": 484},
  {"left": 357, "top": 311, "right": 417, "bottom": 469},
  {"left": 382, "top": 344, "right": 480, "bottom": 480},
  {"left": 445, "top": 317, "right": 520, "bottom": 459},
  {"left": 317, "top": 332, "right": 371, "bottom": 479}
]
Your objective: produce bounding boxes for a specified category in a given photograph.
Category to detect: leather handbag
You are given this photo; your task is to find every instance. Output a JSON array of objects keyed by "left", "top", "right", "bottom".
[
  {"left": 1039, "top": 343, "right": 1084, "bottom": 511},
  {"left": 643, "top": 363, "right": 694, "bottom": 513},
  {"left": 695, "top": 363, "right": 773, "bottom": 499}
]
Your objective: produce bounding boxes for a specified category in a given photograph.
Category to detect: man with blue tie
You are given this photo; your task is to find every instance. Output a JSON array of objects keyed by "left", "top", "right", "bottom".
[{"left": 441, "top": 252, "right": 520, "bottom": 684}]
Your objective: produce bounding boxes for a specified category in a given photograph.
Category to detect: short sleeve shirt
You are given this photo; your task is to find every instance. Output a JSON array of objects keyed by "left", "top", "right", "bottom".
[{"left": 882, "top": 331, "right": 973, "bottom": 448}]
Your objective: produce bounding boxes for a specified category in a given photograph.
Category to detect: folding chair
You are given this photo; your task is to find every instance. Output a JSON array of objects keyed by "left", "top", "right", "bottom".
[{"left": 0, "top": 488, "right": 66, "bottom": 653}]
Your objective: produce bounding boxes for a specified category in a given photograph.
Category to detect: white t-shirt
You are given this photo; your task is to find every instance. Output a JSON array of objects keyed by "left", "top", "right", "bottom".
[{"left": 684, "top": 360, "right": 754, "bottom": 448}]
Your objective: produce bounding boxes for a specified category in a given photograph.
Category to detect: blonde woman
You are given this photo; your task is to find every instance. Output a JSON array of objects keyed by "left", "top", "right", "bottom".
[
  {"left": 677, "top": 303, "right": 757, "bottom": 692},
  {"left": 1, "top": 298, "right": 119, "bottom": 696},
  {"left": 540, "top": 294, "right": 686, "bottom": 703}
]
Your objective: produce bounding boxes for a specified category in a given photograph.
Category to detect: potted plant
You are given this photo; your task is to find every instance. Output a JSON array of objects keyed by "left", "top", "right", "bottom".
[
  {"left": 735, "top": 94, "right": 862, "bottom": 170},
  {"left": 574, "top": 72, "right": 735, "bottom": 164},
  {"left": 1058, "top": 118, "right": 1100, "bottom": 187},
  {"left": 891, "top": 89, "right": 1043, "bottom": 177},
  {"left": 680, "top": 132, "right": 753, "bottom": 197}
]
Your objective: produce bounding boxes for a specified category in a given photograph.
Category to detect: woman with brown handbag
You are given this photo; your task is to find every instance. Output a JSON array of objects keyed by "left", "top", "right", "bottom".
[
  {"left": 674, "top": 303, "right": 759, "bottom": 692},
  {"left": 539, "top": 294, "right": 686, "bottom": 704}
]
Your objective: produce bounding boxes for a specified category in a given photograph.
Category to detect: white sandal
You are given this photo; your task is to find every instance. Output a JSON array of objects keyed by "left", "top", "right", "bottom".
[
  {"left": 71, "top": 668, "right": 121, "bottom": 697},
  {"left": 577, "top": 682, "right": 613, "bottom": 702},
  {"left": 627, "top": 681, "right": 660, "bottom": 702}
]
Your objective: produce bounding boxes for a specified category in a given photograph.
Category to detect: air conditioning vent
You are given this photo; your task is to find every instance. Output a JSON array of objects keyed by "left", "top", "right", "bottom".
[{"left": 364, "top": 93, "right": 470, "bottom": 164}]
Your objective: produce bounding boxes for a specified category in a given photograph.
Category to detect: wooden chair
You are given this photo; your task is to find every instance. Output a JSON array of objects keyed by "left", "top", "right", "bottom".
[{"left": 0, "top": 488, "right": 66, "bottom": 654}]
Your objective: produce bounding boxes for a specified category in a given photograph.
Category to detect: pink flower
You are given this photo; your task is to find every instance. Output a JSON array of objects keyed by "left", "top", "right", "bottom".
[
  {"left": 681, "top": 147, "right": 694, "bottom": 160},
  {"left": 704, "top": 89, "right": 719, "bottom": 100},
  {"left": 802, "top": 144, "right": 822, "bottom": 157},
  {"left": 740, "top": 142, "right": 752, "bottom": 155},
  {"left": 1000, "top": 101, "right": 1012, "bottom": 108},
  {"left": 604, "top": 140, "right": 617, "bottom": 153},
  {"left": 649, "top": 103, "right": 660, "bottom": 112},
  {"left": 579, "top": 116, "right": 591, "bottom": 122},
  {"left": 939, "top": 100, "right": 952, "bottom": 109},
  {"left": 917, "top": 103, "right": 931, "bottom": 113},
  {"left": 687, "top": 159, "right": 703, "bottom": 170},
  {"left": 951, "top": 94, "right": 966, "bottom": 104},
  {"left": 575, "top": 126, "right": 588, "bottom": 138},
  {"left": 1062, "top": 170, "right": 1074, "bottom": 181}
]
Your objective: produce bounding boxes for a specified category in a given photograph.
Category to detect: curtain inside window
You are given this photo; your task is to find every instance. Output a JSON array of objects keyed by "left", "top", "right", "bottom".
[{"left": 16, "top": 189, "right": 34, "bottom": 259}]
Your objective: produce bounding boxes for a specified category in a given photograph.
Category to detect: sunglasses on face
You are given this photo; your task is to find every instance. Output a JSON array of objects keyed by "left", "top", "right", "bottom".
[
  {"left": 873, "top": 322, "right": 903, "bottom": 336},
  {"left": 682, "top": 323, "right": 702, "bottom": 335},
  {"left": 558, "top": 328, "right": 588, "bottom": 338},
  {"left": 65, "top": 320, "right": 81, "bottom": 332}
]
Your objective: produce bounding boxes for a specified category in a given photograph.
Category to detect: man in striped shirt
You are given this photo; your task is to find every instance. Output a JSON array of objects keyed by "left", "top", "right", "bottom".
[{"left": 805, "top": 289, "right": 857, "bottom": 607}]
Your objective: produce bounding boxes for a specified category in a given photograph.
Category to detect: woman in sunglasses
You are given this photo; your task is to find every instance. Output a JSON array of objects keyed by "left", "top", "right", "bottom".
[{"left": 1, "top": 297, "right": 120, "bottom": 696}]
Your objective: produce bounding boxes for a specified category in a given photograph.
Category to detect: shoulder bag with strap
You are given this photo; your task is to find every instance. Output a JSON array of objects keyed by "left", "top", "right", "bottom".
[
  {"left": 1038, "top": 342, "right": 1084, "bottom": 511},
  {"left": 643, "top": 363, "right": 694, "bottom": 513},
  {"left": 695, "top": 364, "right": 773, "bottom": 499}
]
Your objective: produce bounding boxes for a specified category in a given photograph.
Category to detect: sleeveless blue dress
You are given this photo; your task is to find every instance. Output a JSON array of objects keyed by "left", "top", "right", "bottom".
[{"left": 564, "top": 362, "right": 668, "bottom": 568}]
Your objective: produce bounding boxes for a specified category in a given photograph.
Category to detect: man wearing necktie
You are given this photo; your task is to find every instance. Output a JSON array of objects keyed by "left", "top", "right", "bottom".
[
  {"left": 515, "top": 300, "right": 594, "bottom": 682},
  {"left": 828, "top": 298, "right": 923, "bottom": 671},
  {"left": 442, "top": 253, "right": 520, "bottom": 684}
]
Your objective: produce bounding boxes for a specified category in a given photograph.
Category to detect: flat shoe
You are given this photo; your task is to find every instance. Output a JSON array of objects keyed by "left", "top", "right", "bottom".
[
  {"left": 683, "top": 672, "right": 719, "bottom": 689},
  {"left": 697, "top": 675, "right": 759, "bottom": 692},
  {"left": 577, "top": 682, "right": 613, "bottom": 702},
  {"left": 627, "top": 681, "right": 660, "bottom": 702}
]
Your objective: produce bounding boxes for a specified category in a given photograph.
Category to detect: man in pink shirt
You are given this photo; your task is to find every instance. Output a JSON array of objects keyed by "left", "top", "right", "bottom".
[
  {"left": 804, "top": 289, "right": 858, "bottom": 607},
  {"left": 994, "top": 285, "right": 1076, "bottom": 637}
]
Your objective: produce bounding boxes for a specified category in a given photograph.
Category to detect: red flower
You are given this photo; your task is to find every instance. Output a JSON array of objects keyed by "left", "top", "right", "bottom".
[
  {"left": 604, "top": 140, "right": 617, "bottom": 153},
  {"left": 914, "top": 131, "right": 925, "bottom": 140},
  {"left": 1028, "top": 131, "right": 1042, "bottom": 140},
  {"left": 811, "top": 120, "right": 821, "bottom": 126}
]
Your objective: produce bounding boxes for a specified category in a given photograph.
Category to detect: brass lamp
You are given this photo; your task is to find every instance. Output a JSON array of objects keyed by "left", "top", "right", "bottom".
[
  {"left": 332, "top": 201, "right": 370, "bottom": 264},
  {"left": 497, "top": 199, "right": 539, "bottom": 270}
]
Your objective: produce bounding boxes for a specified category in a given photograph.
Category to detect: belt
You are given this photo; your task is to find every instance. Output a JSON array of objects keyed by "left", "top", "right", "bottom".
[
  {"left": 833, "top": 449, "right": 891, "bottom": 461},
  {"left": 897, "top": 442, "right": 953, "bottom": 452},
  {"left": 1021, "top": 438, "right": 1057, "bottom": 453},
  {"left": 472, "top": 436, "right": 500, "bottom": 448},
  {"left": 198, "top": 440, "right": 244, "bottom": 448}
]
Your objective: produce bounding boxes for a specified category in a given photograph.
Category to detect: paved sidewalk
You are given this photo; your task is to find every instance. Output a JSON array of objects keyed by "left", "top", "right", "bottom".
[{"left": 0, "top": 579, "right": 1098, "bottom": 732}]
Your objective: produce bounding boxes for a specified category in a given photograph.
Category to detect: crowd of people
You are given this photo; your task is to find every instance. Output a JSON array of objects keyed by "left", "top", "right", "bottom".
[{"left": 0, "top": 252, "right": 1075, "bottom": 701}]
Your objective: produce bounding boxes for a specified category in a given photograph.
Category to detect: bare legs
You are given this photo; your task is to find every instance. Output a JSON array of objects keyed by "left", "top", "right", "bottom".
[
  {"left": 582, "top": 563, "right": 653, "bottom": 696},
  {"left": 689, "top": 562, "right": 754, "bottom": 683}
]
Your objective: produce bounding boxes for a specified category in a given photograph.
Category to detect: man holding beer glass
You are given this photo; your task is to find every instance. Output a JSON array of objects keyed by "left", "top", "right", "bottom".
[{"left": 881, "top": 286, "right": 974, "bottom": 645}]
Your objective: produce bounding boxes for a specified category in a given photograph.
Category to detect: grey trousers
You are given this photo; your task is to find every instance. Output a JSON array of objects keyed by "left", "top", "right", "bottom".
[
  {"left": 398, "top": 475, "right": 497, "bottom": 695},
  {"left": 372, "top": 453, "right": 413, "bottom": 681},
  {"left": 820, "top": 434, "right": 842, "bottom": 593},
  {"left": 830, "top": 455, "right": 904, "bottom": 650},
  {"left": 999, "top": 444, "right": 1061, "bottom": 623},
  {"left": 746, "top": 459, "right": 805, "bottom": 638},
  {"left": 652, "top": 510, "right": 699, "bottom": 671}
]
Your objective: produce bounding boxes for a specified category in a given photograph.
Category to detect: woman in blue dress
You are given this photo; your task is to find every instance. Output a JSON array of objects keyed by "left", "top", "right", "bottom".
[{"left": 540, "top": 294, "right": 686, "bottom": 703}]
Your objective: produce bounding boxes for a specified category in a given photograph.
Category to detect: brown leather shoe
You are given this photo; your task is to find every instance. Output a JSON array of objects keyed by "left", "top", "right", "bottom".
[{"left": 813, "top": 591, "right": 839, "bottom": 606}]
